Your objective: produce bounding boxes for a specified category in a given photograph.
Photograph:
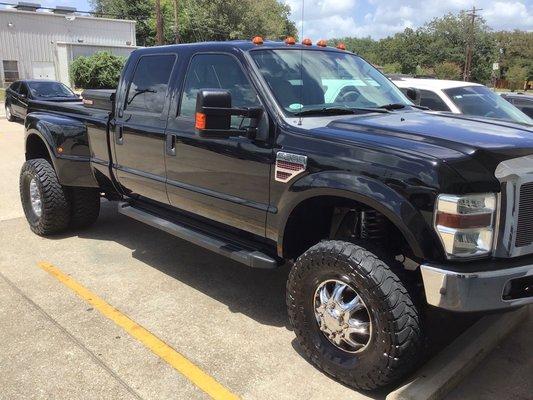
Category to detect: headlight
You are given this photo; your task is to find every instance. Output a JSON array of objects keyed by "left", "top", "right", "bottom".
[{"left": 434, "top": 193, "right": 497, "bottom": 259}]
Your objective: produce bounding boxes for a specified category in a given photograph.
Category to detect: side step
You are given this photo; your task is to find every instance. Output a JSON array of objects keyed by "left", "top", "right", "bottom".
[{"left": 118, "top": 202, "right": 278, "bottom": 269}]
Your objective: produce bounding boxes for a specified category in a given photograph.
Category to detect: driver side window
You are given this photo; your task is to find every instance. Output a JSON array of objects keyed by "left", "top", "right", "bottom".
[{"left": 180, "top": 53, "right": 260, "bottom": 126}]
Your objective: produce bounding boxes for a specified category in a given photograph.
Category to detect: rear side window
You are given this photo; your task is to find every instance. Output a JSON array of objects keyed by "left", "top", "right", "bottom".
[
  {"left": 180, "top": 53, "right": 259, "bottom": 118},
  {"left": 418, "top": 89, "right": 450, "bottom": 111},
  {"left": 125, "top": 54, "right": 176, "bottom": 114}
]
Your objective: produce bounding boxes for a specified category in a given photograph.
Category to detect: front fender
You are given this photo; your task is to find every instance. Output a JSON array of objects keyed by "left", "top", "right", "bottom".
[
  {"left": 269, "top": 171, "right": 441, "bottom": 261},
  {"left": 25, "top": 113, "right": 98, "bottom": 187}
]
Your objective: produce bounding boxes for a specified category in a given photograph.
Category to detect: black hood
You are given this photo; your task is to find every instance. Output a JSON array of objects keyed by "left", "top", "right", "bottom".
[{"left": 325, "top": 110, "right": 533, "bottom": 172}]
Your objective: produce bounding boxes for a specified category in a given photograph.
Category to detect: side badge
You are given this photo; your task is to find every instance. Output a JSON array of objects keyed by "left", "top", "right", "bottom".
[{"left": 275, "top": 152, "right": 307, "bottom": 183}]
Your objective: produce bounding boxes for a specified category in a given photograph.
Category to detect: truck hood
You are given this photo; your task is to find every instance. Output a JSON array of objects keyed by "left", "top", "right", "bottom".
[{"left": 323, "top": 111, "right": 533, "bottom": 167}]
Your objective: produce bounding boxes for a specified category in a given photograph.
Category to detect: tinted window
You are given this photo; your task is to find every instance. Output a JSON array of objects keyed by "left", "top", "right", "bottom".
[
  {"left": 9, "top": 81, "right": 20, "bottom": 93},
  {"left": 27, "top": 81, "right": 75, "bottom": 98},
  {"left": 444, "top": 86, "right": 532, "bottom": 125},
  {"left": 418, "top": 89, "right": 450, "bottom": 111},
  {"left": 180, "top": 54, "right": 259, "bottom": 119},
  {"left": 19, "top": 83, "right": 29, "bottom": 97},
  {"left": 125, "top": 55, "right": 175, "bottom": 114}
]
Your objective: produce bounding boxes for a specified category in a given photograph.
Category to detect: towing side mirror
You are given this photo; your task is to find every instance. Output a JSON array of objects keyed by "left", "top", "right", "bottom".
[{"left": 195, "top": 89, "right": 263, "bottom": 139}]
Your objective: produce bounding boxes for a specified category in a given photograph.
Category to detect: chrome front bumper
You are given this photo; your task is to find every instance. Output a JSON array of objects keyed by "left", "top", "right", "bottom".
[{"left": 420, "top": 263, "right": 533, "bottom": 312}]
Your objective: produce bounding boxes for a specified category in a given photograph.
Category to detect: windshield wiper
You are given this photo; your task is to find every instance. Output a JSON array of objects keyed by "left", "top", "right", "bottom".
[
  {"left": 378, "top": 103, "right": 430, "bottom": 111},
  {"left": 293, "top": 106, "right": 390, "bottom": 116}
]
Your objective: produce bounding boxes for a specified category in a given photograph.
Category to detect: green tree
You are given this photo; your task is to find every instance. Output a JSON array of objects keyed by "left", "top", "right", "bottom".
[
  {"left": 70, "top": 52, "right": 126, "bottom": 89},
  {"left": 382, "top": 62, "right": 402, "bottom": 74},
  {"left": 507, "top": 64, "right": 528, "bottom": 90},
  {"left": 90, "top": 0, "right": 297, "bottom": 45},
  {"left": 434, "top": 61, "right": 462, "bottom": 80}
]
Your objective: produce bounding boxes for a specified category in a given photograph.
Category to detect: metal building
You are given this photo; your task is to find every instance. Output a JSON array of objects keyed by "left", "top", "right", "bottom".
[{"left": 0, "top": 2, "right": 137, "bottom": 87}]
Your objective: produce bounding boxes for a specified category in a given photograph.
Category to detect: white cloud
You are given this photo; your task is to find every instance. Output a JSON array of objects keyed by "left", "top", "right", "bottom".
[{"left": 284, "top": 0, "right": 533, "bottom": 39}]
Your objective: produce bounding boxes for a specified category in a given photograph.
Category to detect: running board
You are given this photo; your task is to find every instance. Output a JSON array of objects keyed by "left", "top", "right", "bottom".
[{"left": 118, "top": 203, "right": 278, "bottom": 269}]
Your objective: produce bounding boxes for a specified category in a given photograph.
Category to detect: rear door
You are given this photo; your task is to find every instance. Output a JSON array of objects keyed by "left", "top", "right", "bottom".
[{"left": 113, "top": 53, "right": 177, "bottom": 204}]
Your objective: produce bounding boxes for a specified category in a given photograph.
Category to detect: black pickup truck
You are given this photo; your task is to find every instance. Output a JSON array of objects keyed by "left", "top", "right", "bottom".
[{"left": 19, "top": 39, "right": 533, "bottom": 390}]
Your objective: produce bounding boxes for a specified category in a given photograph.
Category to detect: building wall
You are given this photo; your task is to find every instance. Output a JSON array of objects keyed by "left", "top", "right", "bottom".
[{"left": 0, "top": 9, "right": 136, "bottom": 86}]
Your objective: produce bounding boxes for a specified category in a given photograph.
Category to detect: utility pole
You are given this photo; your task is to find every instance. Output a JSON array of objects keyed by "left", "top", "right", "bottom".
[
  {"left": 173, "top": 0, "right": 180, "bottom": 44},
  {"left": 155, "top": 0, "right": 164, "bottom": 45},
  {"left": 463, "top": 6, "right": 482, "bottom": 81}
]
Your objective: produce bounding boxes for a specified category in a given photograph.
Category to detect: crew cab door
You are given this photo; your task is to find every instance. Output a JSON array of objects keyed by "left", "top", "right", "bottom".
[
  {"left": 164, "top": 52, "right": 273, "bottom": 237},
  {"left": 113, "top": 53, "right": 177, "bottom": 204}
]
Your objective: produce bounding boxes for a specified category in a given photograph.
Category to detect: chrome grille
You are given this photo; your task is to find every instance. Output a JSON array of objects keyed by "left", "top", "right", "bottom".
[{"left": 516, "top": 182, "right": 533, "bottom": 247}]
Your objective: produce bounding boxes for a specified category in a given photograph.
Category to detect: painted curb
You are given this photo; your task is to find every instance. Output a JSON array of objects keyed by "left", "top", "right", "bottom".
[{"left": 386, "top": 306, "right": 529, "bottom": 400}]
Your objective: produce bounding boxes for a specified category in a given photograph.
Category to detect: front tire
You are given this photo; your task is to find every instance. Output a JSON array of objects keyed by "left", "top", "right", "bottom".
[
  {"left": 20, "top": 159, "right": 71, "bottom": 236},
  {"left": 5, "top": 103, "right": 15, "bottom": 122},
  {"left": 287, "top": 240, "right": 422, "bottom": 390}
]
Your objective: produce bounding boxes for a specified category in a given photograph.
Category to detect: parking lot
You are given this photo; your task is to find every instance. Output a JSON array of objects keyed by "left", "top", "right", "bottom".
[{"left": 0, "top": 115, "right": 531, "bottom": 400}]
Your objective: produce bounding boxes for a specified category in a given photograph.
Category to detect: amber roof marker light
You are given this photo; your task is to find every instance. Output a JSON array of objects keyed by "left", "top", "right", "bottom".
[
  {"left": 302, "top": 38, "right": 312, "bottom": 46},
  {"left": 336, "top": 42, "right": 346, "bottom": 50},
  {"left": 317, "top": 39, "right": 327, "bottom": 47},
  {"left": 252, "top": 36, "right": 264, "bottom": 45},
  {"left": 285, "top": 36, "right": 296, "bottom": 45}
]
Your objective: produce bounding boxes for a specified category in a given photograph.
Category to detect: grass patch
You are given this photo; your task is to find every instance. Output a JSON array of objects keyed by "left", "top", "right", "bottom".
[{"left": 0, "top": 88, "right": 5, "bottom": 102}]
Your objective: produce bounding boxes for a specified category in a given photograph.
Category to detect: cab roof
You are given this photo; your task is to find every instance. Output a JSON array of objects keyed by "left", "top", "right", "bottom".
[{"left": 137, "top": 40, "right": 349, "bottom": 54}]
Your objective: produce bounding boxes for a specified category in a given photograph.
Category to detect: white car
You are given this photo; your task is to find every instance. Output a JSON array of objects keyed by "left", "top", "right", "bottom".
[{"left": 392, "top": 77, "right": 532, "bottom": 125}]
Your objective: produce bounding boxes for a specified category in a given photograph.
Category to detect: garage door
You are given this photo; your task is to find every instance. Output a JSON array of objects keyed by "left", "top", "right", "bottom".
[{"left": 32, "top": 62, "right": 56, "bottom": 80}]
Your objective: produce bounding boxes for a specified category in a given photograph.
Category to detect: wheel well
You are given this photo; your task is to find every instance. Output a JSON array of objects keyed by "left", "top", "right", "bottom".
[
  {"left": 26, "top": 134, "right": 52, "bottom": 164},
  {"left": 282, "top": 196, "right": 414, "bottom": 262}
]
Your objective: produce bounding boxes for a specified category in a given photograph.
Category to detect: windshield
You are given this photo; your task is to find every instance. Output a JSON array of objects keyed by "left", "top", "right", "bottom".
[
  {"left": 444, "top": 86, "right": 532, "bottom": 125},
  {"left": 27, "top": 81, "right": 76, "bottom": 98},
  {"left": 250, "top": 49, "right": 411, "bottom": 116}
]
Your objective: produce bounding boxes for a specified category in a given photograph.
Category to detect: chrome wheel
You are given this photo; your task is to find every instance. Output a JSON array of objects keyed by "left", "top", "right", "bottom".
[
  {"left": 314, "top": 279, "right": 372, "bottom": 353},
  {"left": 5, "top": 104, "right": 11, "bottom": 120},
  {"left": 29, "top": 178, "right": 42, "bottom": 217}
]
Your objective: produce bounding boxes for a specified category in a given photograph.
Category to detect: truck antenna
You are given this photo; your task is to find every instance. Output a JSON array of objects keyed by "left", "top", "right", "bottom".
[{"left": 298, "top": 0, "right": 305, "bottom": 126}]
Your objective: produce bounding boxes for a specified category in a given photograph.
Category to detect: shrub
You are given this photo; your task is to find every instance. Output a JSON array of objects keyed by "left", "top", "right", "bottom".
[
  {"left": 382, "top": 62, "right": 402, "bottom": 74},
  {"left": 70, "top": 51, "right": 126, "bottom": 89},
  {"left": 434, "top": 61, "right": 462, "bottom": 80},
  {"left": 506, "top": 64, "right": 528, "bottom": 91}
]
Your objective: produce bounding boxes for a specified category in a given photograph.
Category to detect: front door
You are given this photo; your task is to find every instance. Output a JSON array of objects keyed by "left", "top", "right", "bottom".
[
  {"left": 113, "top": 53, "right": 177, "bottom": 204},
  {"left": 164, "top": 53, "right": 273, "bottom": 237}
]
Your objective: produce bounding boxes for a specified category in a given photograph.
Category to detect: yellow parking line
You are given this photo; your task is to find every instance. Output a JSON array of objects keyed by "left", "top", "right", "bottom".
[{"left": 38, "top": 261, "right": 240, "bottom": 400}]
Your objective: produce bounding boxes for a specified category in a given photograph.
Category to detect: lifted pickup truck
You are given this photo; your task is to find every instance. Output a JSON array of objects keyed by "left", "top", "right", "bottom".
[{"left": 20, "top": 39, "right": 533, "bottom": 390}]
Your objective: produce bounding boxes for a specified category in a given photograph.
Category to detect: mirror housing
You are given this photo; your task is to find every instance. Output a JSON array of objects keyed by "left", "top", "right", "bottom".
[{"left": 195, "top": 89, "right": 263, "bottom": 139}]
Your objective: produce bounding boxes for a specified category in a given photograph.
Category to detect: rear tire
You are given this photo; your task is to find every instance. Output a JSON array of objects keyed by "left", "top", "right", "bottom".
[
  {"left": 20, "top": 158, "right": 70, "bottom": 236},
  {"left": 287, "top": 240, "right": 422, "bottom": 390},
  {"left": 68, "top": 187, "right": 100, "bottom": 229}
]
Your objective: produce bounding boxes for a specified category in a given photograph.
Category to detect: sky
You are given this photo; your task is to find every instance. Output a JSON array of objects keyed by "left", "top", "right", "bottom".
[{"left": 2, "top": 0, "right": 533, "bottom": 39}]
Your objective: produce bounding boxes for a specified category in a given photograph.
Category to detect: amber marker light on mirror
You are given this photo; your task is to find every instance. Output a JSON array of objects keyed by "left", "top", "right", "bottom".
[
  {"left": 285, "top": 36, "right": 296, "bottom": 45},
  {"left": 302, "top": 38, "right": 312, "bottom": 46},
  {"left": 252, "top": 36, "right": 264, "bottom": 45},
  {"left": 195, "top": 113, "right": 206, "bottom": 130}
]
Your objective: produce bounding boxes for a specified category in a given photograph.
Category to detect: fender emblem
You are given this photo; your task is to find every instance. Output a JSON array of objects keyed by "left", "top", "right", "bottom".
[{"left": 275, "top": 152, "right": 307, "bottom": 183}]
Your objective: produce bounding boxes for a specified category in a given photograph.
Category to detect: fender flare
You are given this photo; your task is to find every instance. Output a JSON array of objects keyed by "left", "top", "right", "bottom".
[
  {"left": 273, "top": 171, "right": 440, "bottom": 261},
  {"left": 24, "top": 113, "right": 98, "bottom": 188}
]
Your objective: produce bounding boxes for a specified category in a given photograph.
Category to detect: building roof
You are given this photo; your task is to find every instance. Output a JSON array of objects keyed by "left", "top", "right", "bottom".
[
  {"left": 392, "top": 77, "right": 483, "bottom": 90},
  {"left": 0, "top": 6, "right": 135, "bottom": 24}
]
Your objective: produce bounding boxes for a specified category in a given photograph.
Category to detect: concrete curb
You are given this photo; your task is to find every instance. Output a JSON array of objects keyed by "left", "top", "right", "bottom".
[{"left": 386, "top": 306, "right": 529, "bottom": 400}]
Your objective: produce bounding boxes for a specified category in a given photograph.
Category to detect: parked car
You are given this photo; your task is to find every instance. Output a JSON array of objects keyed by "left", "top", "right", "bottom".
[
  {"left": 4, "top": 79, "right": 81, "bottom": 121},
  {"left": 500, "top": 92, "right": 533, "bottom": 118},
  {"left": 19, "top": 40, "right": 533, "bottom": 391},
  {"left": 392, "top": 77, "right": 532, "bottom": 125}
]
